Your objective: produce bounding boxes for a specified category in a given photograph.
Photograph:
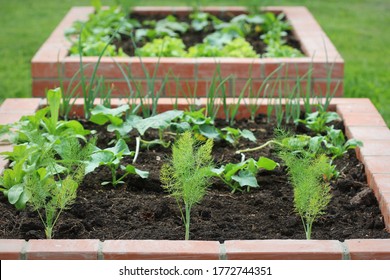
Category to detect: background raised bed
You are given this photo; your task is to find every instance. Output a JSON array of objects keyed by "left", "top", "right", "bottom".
[{"left": 31, "top": 6, "right": 344, "bottom": 98}]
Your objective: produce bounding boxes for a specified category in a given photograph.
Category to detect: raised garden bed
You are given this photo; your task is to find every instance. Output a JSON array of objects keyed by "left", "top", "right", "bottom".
[
  {"left": 0, "top": 97, "right": 389, "bottom": 260},
  {"left": 31, "top": 6, "right": 344, "bottom": 98}
]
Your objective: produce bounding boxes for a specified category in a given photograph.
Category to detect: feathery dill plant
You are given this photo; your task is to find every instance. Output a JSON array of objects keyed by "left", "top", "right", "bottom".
[
  {"left": 280, "top": 152, "right": 331, "bottom": 240},
  {"left": 160, "top": 131, "right": 214, "bottom": 240},
  {"left": 25, "top": 138, "right": 93, "bottom": 239}
]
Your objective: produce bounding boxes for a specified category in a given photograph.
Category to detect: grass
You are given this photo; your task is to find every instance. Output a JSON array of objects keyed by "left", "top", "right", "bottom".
[{"left": 0, "top": 0, "right": 389, "bottom": 126}]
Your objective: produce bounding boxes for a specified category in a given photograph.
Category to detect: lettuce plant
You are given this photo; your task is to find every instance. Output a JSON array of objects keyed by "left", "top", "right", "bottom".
[{"left": 136, "top": 37, "right": 187, "bottom": 57}]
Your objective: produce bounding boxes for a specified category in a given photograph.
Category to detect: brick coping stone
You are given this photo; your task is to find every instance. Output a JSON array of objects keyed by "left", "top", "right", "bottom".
[{"left": 0, "top": 98, "right": 389, "bottom": 260}]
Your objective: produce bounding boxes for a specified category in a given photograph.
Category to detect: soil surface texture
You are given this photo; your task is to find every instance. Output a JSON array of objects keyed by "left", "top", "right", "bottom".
[{"left": 0, "top": 116, "right": 389, "bottom": 241}]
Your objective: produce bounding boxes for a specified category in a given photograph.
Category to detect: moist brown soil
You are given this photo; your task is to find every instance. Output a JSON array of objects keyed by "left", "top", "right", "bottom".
[
  {"left": 115, "top": 12, "right": 302, "bottom": 57},
  {"left": 0, "top": 115, "right": 389, "bottom": 241}
]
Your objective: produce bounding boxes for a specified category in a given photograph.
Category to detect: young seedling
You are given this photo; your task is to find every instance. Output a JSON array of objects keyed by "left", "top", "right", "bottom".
[
  {"left": 280, "top": 153, "right": 332, "bottom": 240},
  {"left": 85, "top": 138, "right": 149, "bottom": 186},
  {"left": 211, "top": 156, "right": 278, "bottom": 193},
  {"left": 25, "top": 167, "right": 81, "bottom": 239},
  {"left": 298, "top": 110, "right": 341, "bottom": 134},
  {"left": 160, "top": 131, "right": 214, "bottom": 240}
]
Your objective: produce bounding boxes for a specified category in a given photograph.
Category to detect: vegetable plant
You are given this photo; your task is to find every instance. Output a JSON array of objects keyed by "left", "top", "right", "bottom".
[
  {"left": 160, "top": 131, "right": 214, "bottom": 240},
  {"left": 85, "top": 138, "right": 149, "bottom": 186},
  {"left": 67, "top": 4, "right": 303, "bottom": 58},
  {"left": 298, "top": 110, "right": 341, "bottom": 134},
  {"left": 211, "top": 156, "right": 278, "bottom": 193}
]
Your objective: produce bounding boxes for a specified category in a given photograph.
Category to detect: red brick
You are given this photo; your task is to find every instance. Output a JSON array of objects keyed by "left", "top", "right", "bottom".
[
  {"left": 237, "top": 78, "right": 309, "bottom": 98},
  {"left": 165, "top": 80, "right": 209, "bottom": 97},
  {"left": 0, "top": 98, "right": 42, "bottom": 114},
  {"left": 197, "top": 58, "right": 262, "bottom": 79},
  {"left": 31, "top": 61, "right": 61, "bottom": 79},
  {"left": 370, "top": 174, "right": 390, "bottom": 231},
  {"left": 263, "top": 60, "right": 343, "bottom": 79},
  {"left": 124, "top": 58, "right": 197, "bottom": 78},
  {"left": 102, "top": 240, "right": 220, "bottom": 260},
  {"left": 0, "top": 113, "right": 24, "bottom": 125},
  {"left": 26, "top": 240, "right": 99, "bottom": 260},
  {"left": 0, "top": 240, "right": 25, "bottom": 260},
  {"left": 225, "top": 240, "right": 344, "bottom": 260},
  {"left": 381, "top": 195, "right": 390, "bottom": 231},
  {"left": 312, "top": 79, "right": 343, "bottom": 97},
  {"left": 345, "top": 239, "right": 390, "bottom": 260},
  {"left": 341, "top": 113, "right": 387, "bottom": 127},
  {"left": 32, "top": 80, "right": 62, "bottom": 97},
  {"left": 357, "top": 140, "right": 390, "bottom": 158},
  {"left": 346, "top": 126, "right": 390, "bottom": 140},
  {"left": 63, "top": 57, "right": 131, "bottom": 79},
  {"left": 363, "top": 156, "right": 390, "bottom": 186},
  {"left": 336, "top": 102, "right": 378, "bottom": 115}
]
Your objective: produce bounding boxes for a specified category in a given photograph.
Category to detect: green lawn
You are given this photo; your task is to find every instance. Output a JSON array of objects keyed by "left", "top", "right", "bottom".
[{"left": 0, "top": 0, "right": 389, "bottom": 126}]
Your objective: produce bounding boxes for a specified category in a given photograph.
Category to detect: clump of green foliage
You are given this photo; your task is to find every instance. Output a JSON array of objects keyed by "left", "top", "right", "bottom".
[
  {"left": 136, "top": 37, "right": 187, "bottom": 57},
  {"left": 279, "top": 153, "right": 332, "bottom": 240},
  {"left": 210, "top": 156, "right": 278, "bottom": 193},
  {"left": 25, "top": 139, "right": 93, "bottom": 239},
  {"left": 160, "top": 131, "right": 214, "bottom": 240},
  {"left": 67, "top": 3, "right": 303, "bottom": 58}
]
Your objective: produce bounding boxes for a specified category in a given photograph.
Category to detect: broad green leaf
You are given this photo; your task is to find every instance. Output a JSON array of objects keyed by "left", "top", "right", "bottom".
[
  {"left": 47, "top": 88, "right": 62, "bottom": 133},
  {"left": 325, "top": 112, "right": 341, "bottom": 123},
  {"left": 345, "top": 139, "right": 363, "bottom": 149},
  {"left": 257, "top": 157, "right": 278, "bottom": 171},
  {"left": 0, "top": 145, "right": 27, "bottom": 161},
  {"left": 241, "top": 129, "right": 257, "bottom": 142},
  {"left": 37, "top": 168, "right": 47, "bottom": 180},
  {"left": 124, "top": 165, "right": 149, "bottom": 179},
  {"left": 231, "top": 170, "right": 259, "bottom": 188},
  {"left": 8, "top": 184, "right": 24, "bottom": 204},
  {"left": 14, "top": 191, "right": 29, "bottom": 210},
  {"left": 63, "top": 120, "right": 90, "bottom": 136},
  {"left": 85, "top": 151, "right": 115, "bottom": 174},
  {"left": 170, "top": 122, "right": 191, "bottom": 133},
  {"left": 90, "top": 104, "right": 129, "bottom": 125},
  {"left": 134, "top": 110, "right": 183, "bottom": 135},
  {"left": 107, "top": 119, "right": 134, "bottom": 136},
  {"left": 199, "top": 124, "right": 220, "bottom": 139},
  {"left": 106, "top": 138, "right": 131, "bottom": 155},
  {"left": 224, "top": 162, "right": 246, "bottom": 180},
  {"left": 222, "top": 127, "right": 239, "bottom": 135}
]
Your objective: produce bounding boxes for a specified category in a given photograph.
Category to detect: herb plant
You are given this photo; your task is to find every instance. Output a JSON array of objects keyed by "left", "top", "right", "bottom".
[
  {"left": 160, "top": 131, "right": 214, "bottom": 240},
  {"left": 280, "top": 153, "right": 332, "bottom": 239}
]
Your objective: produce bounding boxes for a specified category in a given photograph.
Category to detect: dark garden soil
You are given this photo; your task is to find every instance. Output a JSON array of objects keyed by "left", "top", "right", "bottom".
[
  {"left": 115, "top": 12, "right": 302, "bottom": 57},
  {"left": 0, "top": 115, "right": 389, "bottom": 241}
]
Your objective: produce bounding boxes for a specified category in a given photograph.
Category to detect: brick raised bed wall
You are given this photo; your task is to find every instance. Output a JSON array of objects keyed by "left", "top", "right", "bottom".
[
  {"left": 31, "top": 6, "right": 344, "bottom": 98},
  {"left": 0, "top": 98, "right": 389, "bottom": 260}
]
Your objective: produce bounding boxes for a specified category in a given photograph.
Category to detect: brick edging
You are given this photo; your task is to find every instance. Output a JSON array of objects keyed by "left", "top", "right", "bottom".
[
  {"left": 1, "top": 239, "right": 390, "bottom": 260},
  {"left": 0, "top": 98, "right": 389, "bottom": 260}
]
